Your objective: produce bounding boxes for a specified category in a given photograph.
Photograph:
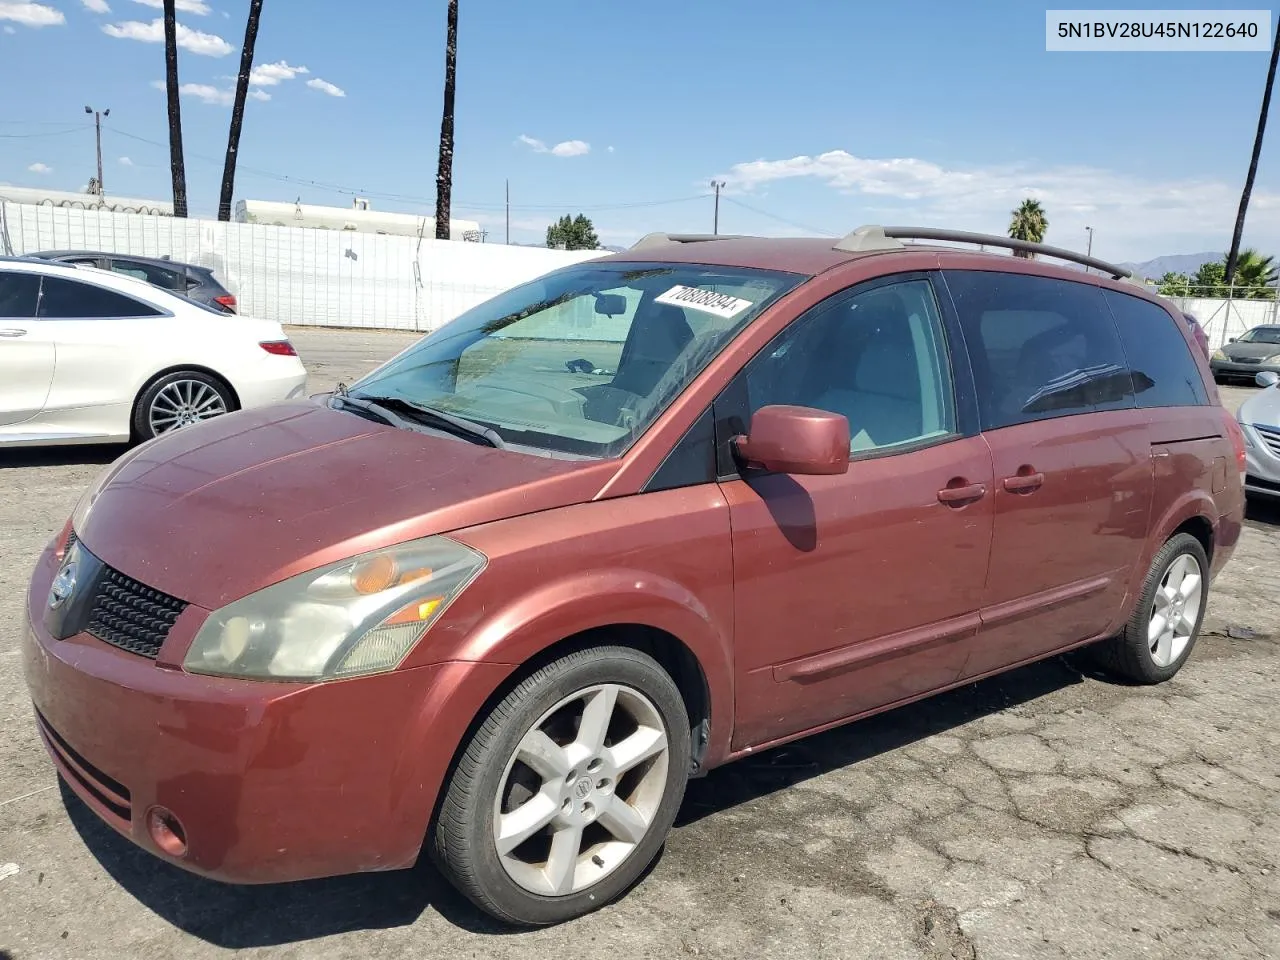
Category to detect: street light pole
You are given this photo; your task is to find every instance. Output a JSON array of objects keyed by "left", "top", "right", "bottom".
[
  {"left": 1084, "top": 225, "right": 1094, "bottom": 274},
  {"left": 84, "top": 105, "right": 109, "bottom": 195},
  {"left": 710, "top": 180, "right": 725, "bottom": 234}
]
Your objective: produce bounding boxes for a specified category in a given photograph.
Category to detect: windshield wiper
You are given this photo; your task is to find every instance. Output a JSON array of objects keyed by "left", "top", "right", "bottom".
[
  {"left": 329, "top": 393, "right": 426, "bottom": 434},
  {"left": 351, "top": 394, "right": 505, "bottom": 448}
]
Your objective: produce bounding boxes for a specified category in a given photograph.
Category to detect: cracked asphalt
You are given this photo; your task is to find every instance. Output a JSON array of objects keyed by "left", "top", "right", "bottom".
[{"left": 1, "top": 328, "right": 1278, "bottom": 959}]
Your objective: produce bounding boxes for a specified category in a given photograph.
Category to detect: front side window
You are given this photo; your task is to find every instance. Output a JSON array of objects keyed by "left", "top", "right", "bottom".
[
  {"left": 945, "top": 271, "right": 1134, "bottom": 430},
  {"left": 743, "top": 278, "right": 956, "bottom": 453},
  {"left": 37, "top": 276, "right": 164, "bottom": 319},
  {"left": 351, "top": 261, "right": 803, "bottom": 457},
  {"left": 0, "top": 272, "right": 41, "bottom": 318}
]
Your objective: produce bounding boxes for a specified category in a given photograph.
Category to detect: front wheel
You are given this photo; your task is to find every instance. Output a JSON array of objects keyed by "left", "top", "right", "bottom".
[
  {"left": 1091, "top": 533, "right": 1209, "bottom": 684},
  {"left": 433, "top": 646, "right": 691, "bottom": 926}
]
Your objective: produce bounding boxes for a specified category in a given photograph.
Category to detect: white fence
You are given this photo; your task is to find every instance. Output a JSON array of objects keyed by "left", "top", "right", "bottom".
[
  {"left": 0, "top": 201, "right": 606, "bottom": 332},
  {"left": 1164, "top": 295, "right": 1280, "bottom": 350}
]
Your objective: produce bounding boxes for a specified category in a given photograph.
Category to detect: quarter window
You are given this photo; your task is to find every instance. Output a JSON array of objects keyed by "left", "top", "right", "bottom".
[
  {"left": 743, "top": 279, "right": 956, "bottom": 453},
  {"left": 1104, "top": 290, "right": 1208, "bottom": 408},
  {"left": 944, "top": 271, "right": 1135, "bottom": 430},
  {"left": 37, "top": 276, "right": 163, "bottom": 319}
]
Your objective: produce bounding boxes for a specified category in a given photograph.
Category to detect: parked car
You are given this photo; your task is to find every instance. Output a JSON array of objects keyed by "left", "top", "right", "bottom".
[
  {"left": 1182, "top": 311, "right": 1209, "bottom": 358},
  {"left": 1237, "top": 369, "right": 1280, "bottom": 498},
  {"left": 24, "top": 227, "right": 1244, "bottom": 927},
  {"left": 27, "top": 250, "right": 238, "bottom": 313},
  {"left": 1210, "top": 323, "right": 1280, "bottom": 382},
  {"left": 0, "top": 257, "right": 305, "bottom": 446}
]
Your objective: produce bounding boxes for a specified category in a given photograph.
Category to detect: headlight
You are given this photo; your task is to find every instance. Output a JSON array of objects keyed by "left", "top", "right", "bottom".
[
  {"left": 184, "top": 536, "right": 486, "bottom": 681},
  {"left": 1212, "top": 349, "right": 1227, "bottom": 361},
  {"left": 1267, "top": 354, "right": 1280, "bottom": 364}
]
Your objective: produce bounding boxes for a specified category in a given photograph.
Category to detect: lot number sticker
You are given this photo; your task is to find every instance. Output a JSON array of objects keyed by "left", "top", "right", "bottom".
[{"left": 655, "top": 285, "right": 754, "bottom": 319}]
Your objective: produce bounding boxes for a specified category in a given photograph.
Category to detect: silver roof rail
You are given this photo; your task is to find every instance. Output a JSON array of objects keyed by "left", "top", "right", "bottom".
[
  {"left": 834, "top": 225, "right": 1133, "bottom": 280},
  {"left": 629, "top": 232, "right": 755, "bottom": 251}
]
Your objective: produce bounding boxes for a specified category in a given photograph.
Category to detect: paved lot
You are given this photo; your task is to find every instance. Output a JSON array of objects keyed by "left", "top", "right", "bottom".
[{"left": 1, "top": 327, "right": 1278, "bottom": 960}]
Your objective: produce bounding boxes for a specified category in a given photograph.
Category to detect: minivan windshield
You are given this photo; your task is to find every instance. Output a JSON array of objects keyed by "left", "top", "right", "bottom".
[
  {"left": 349, "top": 261, "right": 803, "bottom": 457},
  {"left": 1239, "top": 326, "right": 1280, "bottom": 345}
]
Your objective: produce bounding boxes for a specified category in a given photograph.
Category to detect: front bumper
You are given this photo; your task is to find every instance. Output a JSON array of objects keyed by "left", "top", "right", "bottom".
[
  {"left": 1210, "top": 358, "right": 1280, "bottom": 380},
  {"left": 22, "top": 541, "right": 504, "bottom": 884},
  {"left": 1242, "top": 422, "right": 1280, "bottom": 498}
]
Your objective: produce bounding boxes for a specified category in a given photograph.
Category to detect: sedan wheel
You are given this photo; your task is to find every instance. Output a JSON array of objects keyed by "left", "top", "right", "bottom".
[
  {"left": 434, "top": 646, "right": 691, "bottom": 926},
  {"left": 149, "top": 379, "right": 228, "bottom": 435}
]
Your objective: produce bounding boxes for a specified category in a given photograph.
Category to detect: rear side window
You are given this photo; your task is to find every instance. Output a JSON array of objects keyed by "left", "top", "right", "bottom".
[
  {"left": 0, "top": 272, "right": 41, "bottom": 318},
  {"left": 945, "top": 271, "right": 1134, "bottom": 430},
  {"left": 110, "top": 259, "right": 183, "bottom": 291},
  {"left": 1104, "top": 290, "right": 1208, "bottom": 408},
  {"left": 38, "top": 276, "right": 164, "bottom": 319}
]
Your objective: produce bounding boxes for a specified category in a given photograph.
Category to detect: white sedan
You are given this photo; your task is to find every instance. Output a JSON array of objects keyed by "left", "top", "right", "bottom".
[{"left": 0, "top": 257, "right": 307, "bottom": 447}]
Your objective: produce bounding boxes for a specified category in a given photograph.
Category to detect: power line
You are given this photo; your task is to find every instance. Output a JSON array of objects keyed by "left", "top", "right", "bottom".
[
  {"left": 722, "top": 195, "right": 836, "bottom": 236},
  {"left": 0, "top": 126, "right": 87, "bottom": 140}
]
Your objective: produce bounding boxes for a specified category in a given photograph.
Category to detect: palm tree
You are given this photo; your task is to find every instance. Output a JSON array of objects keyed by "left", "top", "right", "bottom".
[
  {"left": 218, "top": 0, "right": 264, "bottom": 222},
  {"left": 434, "top": 0, "right": 458, "bottom": 240},
  {"left": 162, "top": 0, "right": 188, "bottom": 218},
  {"left": 1232, "top": 249, "right": 1279, "bottom": 298},
  {"left": 1008, "top": 198, "right": 1048, "bottom": 258},
  {"left": 1225, "top": 19, "right": 1279, "bottom": 286}
]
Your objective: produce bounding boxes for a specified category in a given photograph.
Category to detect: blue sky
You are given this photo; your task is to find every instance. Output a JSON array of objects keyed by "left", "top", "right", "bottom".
[{"left": 1, "top": 0, "right": 1278, "bottom": 261}]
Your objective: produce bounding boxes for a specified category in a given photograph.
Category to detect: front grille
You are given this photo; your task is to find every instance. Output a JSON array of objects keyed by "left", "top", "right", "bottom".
[
  {"left": 1247, "top": 474, "right": 1280, "bottom": 493},
  {"left": 1255, "top": 425, "right": 1280, "bottom": 458},
  {"left": 35, "top": 710, "right": 132, "bottom": 823},
  {"left": 84, "top": 565, "right": 187, "bottom": 659}
]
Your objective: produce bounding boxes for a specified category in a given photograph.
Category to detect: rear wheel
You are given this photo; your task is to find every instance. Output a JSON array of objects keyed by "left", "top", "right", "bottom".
[
  {"left": 1092, "top": 533, "right": 1209, "bottom": 684},
  {"left": 433, "top": 646, "right": 690, "bottom": 926},
  {"left": 133, "top": 371, "right": 235, "bottom": 441}
]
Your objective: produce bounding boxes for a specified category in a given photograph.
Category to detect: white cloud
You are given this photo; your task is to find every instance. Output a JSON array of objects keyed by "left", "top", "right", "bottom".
[
  {"left": 152, "top": 79, "right": 240, "bottom": 105},
  {"left": 118, "top": 156, "right": 134, "bottom": 166},
  {"left": 249, "top": 60, "right": 308, "bottom": 86},
  {"left": 0, "top": 2, "right": 65, "bottom": 27},
  {"left": 714, "top": 148, "right": 1280, "bottom": 257},
  {"left": 3, "top": 24, "right": 14, "bottom": 32},
  {"left": 27, "top": 162, "right": 52, "bottom": 174},
  {"left": 306, "top": 77, "right": 345, "bottom": 97},
  {"left": 249, "top": 88, "right": 270, "bottom": 101},
  {"left": 103, "top": 17, "right": 232, "bottom": 55},
  {"left": 517, "top": 134, "right": 591, "bottom": 157},
  {"left": 131, "top": 0, "right": 209, "bottom": 14},
  {"left": 607, "top": 145, "right": 615, "bottom": 154},
  {"left": 81, "top": 0, "right": 111, "bottom": 13}
]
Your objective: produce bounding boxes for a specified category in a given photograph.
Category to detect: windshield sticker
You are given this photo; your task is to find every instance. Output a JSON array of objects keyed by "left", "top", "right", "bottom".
[{"left": 654, "top": 285, "right": 755, "bottom": 319}]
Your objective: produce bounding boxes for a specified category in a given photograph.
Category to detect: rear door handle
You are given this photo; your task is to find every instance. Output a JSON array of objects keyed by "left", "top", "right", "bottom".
[
  {"left": 937, "top": 481, "right": 987, "bottom": 505},
  {"left": 0, "top": 328, "right": 28, "bottom": 338},
  {"left": 1002, "top": 472, "right": 1045, "bottom": 493}
]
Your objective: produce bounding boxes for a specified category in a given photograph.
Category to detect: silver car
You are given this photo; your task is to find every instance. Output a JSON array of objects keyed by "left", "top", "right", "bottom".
[
  {"left": 1211, "top": 324, "right": 1280, "bottom": 383},
  {"left": 1239, "top": 370, "right": 1280, "bottom": 498}
]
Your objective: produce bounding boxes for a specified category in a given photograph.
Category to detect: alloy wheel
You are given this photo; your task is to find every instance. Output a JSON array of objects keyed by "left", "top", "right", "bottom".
[
  {"left": 1149, "top": 553, "right": 1203, "bottom": 667},
  {"left": 149, "top": 379, "right": 227, "bottom": 435}
]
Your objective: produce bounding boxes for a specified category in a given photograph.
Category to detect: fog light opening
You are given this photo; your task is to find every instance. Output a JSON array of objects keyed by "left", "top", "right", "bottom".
[{"left": 146, "top": 806, "right": 188, "bottom": 858}]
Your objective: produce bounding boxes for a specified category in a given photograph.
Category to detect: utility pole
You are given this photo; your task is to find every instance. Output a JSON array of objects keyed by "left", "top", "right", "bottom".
[
  {"left": 1084, "top": 225, "right": 1094, "bottom": 273},
  {"left": 84, "top": 105, "right": 109, "bottom": 195},
  {"left": 505, "top": 179, "right": 510, "bottom": 245},
  {"left": 710, "top": 180, "right": 725, "bottom": 234}
]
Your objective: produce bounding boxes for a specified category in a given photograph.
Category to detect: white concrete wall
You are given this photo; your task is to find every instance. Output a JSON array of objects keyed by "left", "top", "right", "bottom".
[
  {"left": 1166, "top": 295, "right": 1280, "bottom": 350},
  {"left": 0, "top": 201, "right": 607, "bottom": 331}
]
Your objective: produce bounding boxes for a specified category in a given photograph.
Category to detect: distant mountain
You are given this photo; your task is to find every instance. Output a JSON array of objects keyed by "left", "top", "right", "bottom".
[{"left": 1116, "top": 252, "right": 1222, "bottom": 281}]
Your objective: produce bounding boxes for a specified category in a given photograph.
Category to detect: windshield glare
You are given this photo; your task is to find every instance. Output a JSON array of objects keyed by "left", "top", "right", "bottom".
[
  {"left": 350, "top": 262, "right": 802, "bottom": 457},
  {"left": 1240, "top": 327, "right": 1280, "bottom": 345}
]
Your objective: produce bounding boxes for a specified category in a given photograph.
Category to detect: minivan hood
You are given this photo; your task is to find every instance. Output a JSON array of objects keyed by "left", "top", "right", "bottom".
[{"left": 76, "top": 401, "right": 613, "bottom": 609}]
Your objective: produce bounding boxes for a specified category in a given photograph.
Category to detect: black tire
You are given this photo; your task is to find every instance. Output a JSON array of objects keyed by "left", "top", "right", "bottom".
[
  {"left": 1091, "top": 533, "right": 1209, "bottom": 684},
  {"left": 432, "top": 646, "right": 691, "bottom": 927},
  {"left": 132, "top": 370, "right": 235, "bottom": 441}
]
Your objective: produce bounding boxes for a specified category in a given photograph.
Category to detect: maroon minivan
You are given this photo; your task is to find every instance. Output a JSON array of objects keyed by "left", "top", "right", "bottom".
[{"left": 24, "top": 226, "right": 1246, "bottom": 926}]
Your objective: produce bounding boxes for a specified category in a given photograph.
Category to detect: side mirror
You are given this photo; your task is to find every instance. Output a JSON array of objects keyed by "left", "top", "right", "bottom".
[
  {"left": 732, "top": 405, "right": 850, "bottom": 476},
  {"left": 1228, "top": 337, "right": 1237, "bottom": 343},
  {"left": 1257, "top": 371, "right": 1280, "bottom": 389}
]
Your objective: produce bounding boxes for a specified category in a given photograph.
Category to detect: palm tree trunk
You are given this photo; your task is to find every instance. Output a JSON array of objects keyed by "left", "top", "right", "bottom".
[
  {"left": 434, "top": 0, "right": 458, "bottom": 240},
  {"left": 1225, "top": 18, "right": 1279, "bottom": 285},
  {"left": 163, "top": 0, "right": 188, "bottom": 218},
  {"left": 218, "top": 0, "right": 264, "bottom": 222}
]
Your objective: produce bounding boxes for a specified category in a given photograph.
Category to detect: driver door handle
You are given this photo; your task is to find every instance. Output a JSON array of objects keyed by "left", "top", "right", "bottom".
[
  {"left": 0, "top": 328, "right": 29, "bottom": 338},
  {"left": 1003, "top": 472, "right": 1045, "bottom": 493},
  {"left": 937, "top": 481, "right": 987, "bottom": 505}
]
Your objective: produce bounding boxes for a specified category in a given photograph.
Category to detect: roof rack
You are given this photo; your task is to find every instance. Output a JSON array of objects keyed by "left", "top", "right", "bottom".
[
  {"left": 629, "top": 232, "right": 755, "bottom": 251},
  {"left": 833, "top": 225, "right": 1133, "bottom": 280}
]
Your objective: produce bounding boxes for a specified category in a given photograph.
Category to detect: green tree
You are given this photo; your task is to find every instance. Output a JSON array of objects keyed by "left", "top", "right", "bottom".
[
  {"left": 1008, "top": 198, "right": 1048, "bottom": 258},
  {"left": 1157, "top": 271, "right": 1192, "bottom": 296},
  {"left": 1192, "top": 260, "right": 1227, "bottom": 296},
  {"left": 1232, "top": 249, "right": 1279, "bottom": 299},
  {"left": 546, "top": 214, "right": 600, "bottom": 250}
]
